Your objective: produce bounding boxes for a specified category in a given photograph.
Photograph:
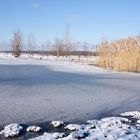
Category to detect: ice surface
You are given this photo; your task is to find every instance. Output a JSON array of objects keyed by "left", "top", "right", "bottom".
[
  {"left": 0, "top": 53, "right": 140, "bottom": 140},
  {"left": 0, "top": 57, "right": 140, "bottom": 127}
]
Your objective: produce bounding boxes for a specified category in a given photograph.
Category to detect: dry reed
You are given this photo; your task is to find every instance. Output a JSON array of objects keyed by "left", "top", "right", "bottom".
[{"left": 97, "top": 36, "right": 140, "bottom": 72}]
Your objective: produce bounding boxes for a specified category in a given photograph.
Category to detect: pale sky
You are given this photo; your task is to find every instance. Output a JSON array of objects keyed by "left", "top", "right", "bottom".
[{"left": 0, "top": 0, "right": 140, "bottom": 46}]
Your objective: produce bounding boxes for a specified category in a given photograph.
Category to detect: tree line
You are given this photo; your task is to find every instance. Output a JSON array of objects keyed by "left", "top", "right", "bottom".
[{"left": 0, "top": 27, "right": 96, "bottom": 58}]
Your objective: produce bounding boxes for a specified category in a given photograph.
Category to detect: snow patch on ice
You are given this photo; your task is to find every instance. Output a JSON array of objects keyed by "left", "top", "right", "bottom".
[
  {"left": 0, "top": 123, "right": 23, "bottom": 138},
  {"left": 121, "top": 111, "right": 140, "bottom": 119},
  {"left": 53, "top": 132, "right": 65, "bottom": 139},
  {"left": 29, "top": 132, "right": 65, "bottom": 140},
  {"left": 64, "top": 124, "right": 81, "bottom": 131},
  {"left": 66, "top": 130, "right": 89, "bottom": 139},
  {"left": 27, "top": 126, "right": 42, "bottom": 132},
  {"left": 137, "top": 120, "right": 140, "bottom": 124},
  {"left": 51, "top": 121, "right": 64, "bottom": 127}
]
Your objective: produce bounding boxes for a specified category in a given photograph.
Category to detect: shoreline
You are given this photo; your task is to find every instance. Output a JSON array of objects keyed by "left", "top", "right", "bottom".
[{"left": 0, "top": 112, "right": 140, "bottom": 140}]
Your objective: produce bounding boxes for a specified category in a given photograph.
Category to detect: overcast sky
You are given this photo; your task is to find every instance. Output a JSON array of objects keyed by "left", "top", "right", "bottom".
[{"left": 0, "top": 0, "right": 140, "bottom": 44}]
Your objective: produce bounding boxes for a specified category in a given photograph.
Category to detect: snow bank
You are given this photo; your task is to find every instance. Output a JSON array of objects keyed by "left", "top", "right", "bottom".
[{"left": 0, "top": 123, "right": 23, "bottom": 138}]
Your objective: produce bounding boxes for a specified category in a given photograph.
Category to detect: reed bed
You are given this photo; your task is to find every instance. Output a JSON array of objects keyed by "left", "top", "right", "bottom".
[{"left": 97, "top": 36, "right": 140, "bottom": 72}]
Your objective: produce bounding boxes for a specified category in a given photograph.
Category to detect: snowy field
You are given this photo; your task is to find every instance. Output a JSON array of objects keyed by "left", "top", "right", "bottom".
[{"left": 0, "top": 53, "right": 140, "bottom": 139}]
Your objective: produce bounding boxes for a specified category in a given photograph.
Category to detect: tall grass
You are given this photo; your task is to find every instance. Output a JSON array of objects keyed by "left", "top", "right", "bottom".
[{"left": 97, "top": 36, "right": 140, "bottom": 72}]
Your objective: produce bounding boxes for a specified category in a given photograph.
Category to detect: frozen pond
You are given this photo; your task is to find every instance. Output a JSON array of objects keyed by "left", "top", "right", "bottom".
[{"left": 0, "top": 62, "right": 140, "bottom": 127}]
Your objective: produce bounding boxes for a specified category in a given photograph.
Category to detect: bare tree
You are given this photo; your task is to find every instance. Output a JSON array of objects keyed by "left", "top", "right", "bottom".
[
  {"left": 11, "top": 30, "right": 22, "bottom": 57},
  {"left": 52, "top": 25, "right": 73, "bottom": 57},
  {"left": 27, "top": 34, "right": 36, "bottom": 58},
  {"left": 53, "top": 38, "right": 65, "bottom": 57},
  {"left": 45, "top": 40, "right": 51, "bottom": 57},
  {"left": 63, "top": 24, "right": 72, "bottom": 57},
  {"left": 82, "top": 41, "right": 88, "bottom": 57}
]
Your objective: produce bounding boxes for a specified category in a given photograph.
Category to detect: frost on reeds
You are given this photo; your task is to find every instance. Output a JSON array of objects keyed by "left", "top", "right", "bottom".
[{"left": 97, "top": 36, "right": 140, "bottom": 72}]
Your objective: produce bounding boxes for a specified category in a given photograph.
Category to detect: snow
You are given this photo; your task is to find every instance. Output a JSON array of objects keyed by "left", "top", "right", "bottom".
[
  {"left": 0, "top": 52, "right": 97, "bottom": 65},
  {"left": 0, "top": 53, "right": 105, "bottom": 75},
  {"left": 87, "top": 119, "right": 99, "bottom": 125},
  {"left": 0, "top": 123, "right": 23, "bottom": 138},
  {"left": 51, "top": 121, "right": 64, "bottom": 127},
  {"left": 121, "top": 111, "right": 140, "bottom": 119},
  {"left": 64, "top": 124, "right": 81, "bottom": 131},
  {"left": 29, "top": 132, "right": 65, "bottom": 140},
  {"left": 66, "top": 130, "right": 88, "bottom": 139},
  {"left": 27, "top": 126, "right": 42, "bottom": 132},
  {"left": 29, "top": 115, "right": 140, "bottom": 140},
  {"left": 53, "top": 132, "right": 65, "bottom": 139},
  {"left": 0, "top": 54, "right": 103, "bottom": 76}
]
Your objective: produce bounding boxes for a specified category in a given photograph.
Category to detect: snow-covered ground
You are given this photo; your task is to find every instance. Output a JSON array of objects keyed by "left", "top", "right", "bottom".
[
  {"left": 0, "top": 52, "right": 97, "bottom": 65},
  {"left": 0, "top": 53, "right": 140, "bottom": 139}
]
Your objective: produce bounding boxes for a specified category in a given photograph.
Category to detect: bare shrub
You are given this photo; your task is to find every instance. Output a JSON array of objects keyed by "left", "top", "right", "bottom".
[
  {"left": 11, "top": 30, "right": 22, "bottom": 58},
  {"left": 53, "top": 25, "right": 73, "bottom": 57}
]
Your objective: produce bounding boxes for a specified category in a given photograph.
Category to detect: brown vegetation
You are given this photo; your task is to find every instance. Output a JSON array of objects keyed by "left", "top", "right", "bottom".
[{"left": 97, "top": 36, "right": 140, "bottom": 72}]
